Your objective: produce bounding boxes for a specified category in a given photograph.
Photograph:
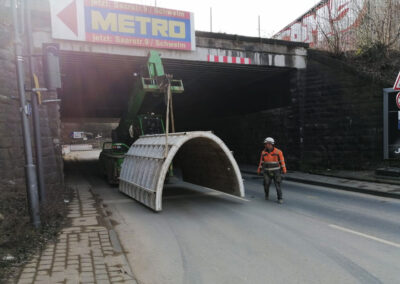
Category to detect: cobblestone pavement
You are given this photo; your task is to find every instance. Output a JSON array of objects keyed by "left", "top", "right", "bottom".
[{"left": 17, "top": 178, "right": 136, "bottom": 284}]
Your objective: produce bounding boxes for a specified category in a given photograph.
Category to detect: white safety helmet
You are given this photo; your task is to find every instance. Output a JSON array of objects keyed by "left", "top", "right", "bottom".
[{"left": 264, "top": 137, "right": 275, "bottom": 145}]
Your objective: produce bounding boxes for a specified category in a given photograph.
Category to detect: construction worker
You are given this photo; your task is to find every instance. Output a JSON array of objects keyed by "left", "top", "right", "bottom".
[{"left": 257, "top": 137, "right": 287, "bottom": 203}]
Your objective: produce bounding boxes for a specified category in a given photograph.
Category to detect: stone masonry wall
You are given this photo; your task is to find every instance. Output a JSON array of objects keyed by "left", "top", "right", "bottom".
[
  {"left": 186, "top": 51, "right": 386, "bottom": 171},
  {"left": 197, "top": 106, "right": 299, "bottom": 168},
  {"left": 0, "top": 2, "right": 63, "bottom": 197},
  {"left": 0, "top": 3, "right": 65, "bottom": 275},
  {"left": 303, "top": 50, "right": 384, "bottom": 170},
  {"left": 183, "top": 69, "right": 302, "bottom": 169},
  {"left": 0, "top": 4, "right": 26, "bottom": 192}
]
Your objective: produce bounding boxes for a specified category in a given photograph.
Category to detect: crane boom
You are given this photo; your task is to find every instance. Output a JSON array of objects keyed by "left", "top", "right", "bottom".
[{"left": 112, "top": 50, "right": 183, "bottom": 145}]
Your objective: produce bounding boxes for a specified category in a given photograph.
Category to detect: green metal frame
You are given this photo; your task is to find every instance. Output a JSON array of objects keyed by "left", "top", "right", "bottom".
[
  {"left": 141, "top": 77, "right": 184, "bottom": 93},
  {"left": 114, "top": 50, "right": 184, "bottom": 144},
  {"left": 102, "top": 142, "right": 130, "bottom": 152},
  {"left": 136, "top": 114, "right": 165, "bottom": 136},
  {"left": 102, "top": 50, "right": 183, "bottom": 184}
]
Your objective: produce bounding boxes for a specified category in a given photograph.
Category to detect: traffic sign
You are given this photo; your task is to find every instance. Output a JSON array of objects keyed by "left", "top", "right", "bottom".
[
  {"left": 394, "top": 71, "right": 400, "bottom": 90},
  {"left": 396, "top": 92, "right": 400, "bottom": 109}
]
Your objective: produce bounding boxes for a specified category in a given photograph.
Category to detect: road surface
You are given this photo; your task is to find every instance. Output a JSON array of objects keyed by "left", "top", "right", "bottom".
[{"left": 80, "top": 166, "right": 400, "bottom": 284}]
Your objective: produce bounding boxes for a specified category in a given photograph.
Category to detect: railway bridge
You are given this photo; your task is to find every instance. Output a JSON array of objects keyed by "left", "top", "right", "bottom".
[{"left": 0, "top": 0, "right": 383, "bottom": 204}]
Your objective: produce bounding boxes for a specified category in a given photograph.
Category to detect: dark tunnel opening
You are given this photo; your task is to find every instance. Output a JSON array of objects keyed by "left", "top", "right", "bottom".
[
  {"left": 59, "top": 51, "right": 296, "bottom": 165},
  {"left": 173, "top": 137, "right": 240, "bottom": 195}
]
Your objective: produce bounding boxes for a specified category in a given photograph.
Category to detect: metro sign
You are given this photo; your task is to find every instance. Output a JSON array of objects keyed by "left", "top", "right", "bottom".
[
  {"left": 394, "top": 71, "right": 400, "bottom": 91},
  {"left": 49, "top": 0, "right": 195, "bottom": 51}
]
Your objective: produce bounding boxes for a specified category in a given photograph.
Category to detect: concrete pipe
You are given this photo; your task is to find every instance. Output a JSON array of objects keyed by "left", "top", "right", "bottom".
[{"left": 119, "top": 131, "right": 245, "bottom": 211}]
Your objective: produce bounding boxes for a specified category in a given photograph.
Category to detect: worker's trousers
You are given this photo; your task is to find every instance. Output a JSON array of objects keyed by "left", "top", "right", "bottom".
[{"left": 263, "top": 170, "right": 282, "bottom": 200}]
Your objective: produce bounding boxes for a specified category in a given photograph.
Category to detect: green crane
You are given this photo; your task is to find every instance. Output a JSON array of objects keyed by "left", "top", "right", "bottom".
[
  {"left": 100, "top": 50, "right": 184, "bottom": 184},
  {"left": 112, "top": 50, "right": 184, "bottom": 145}
]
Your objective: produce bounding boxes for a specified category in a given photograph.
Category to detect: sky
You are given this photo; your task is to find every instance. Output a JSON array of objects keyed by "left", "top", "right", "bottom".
[{"left": 111, "top": 0, "right": 322, "bottom": 38}]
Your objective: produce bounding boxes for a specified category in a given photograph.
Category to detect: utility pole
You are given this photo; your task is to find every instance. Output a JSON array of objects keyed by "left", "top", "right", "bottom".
[
  {"left": 11, "top": 0, "right": 41, "bottom": 228},
  {"left": 258, "top": 15, "right": 261, "bottom": 38},
  {"left": 25, "top": 0, "right": 46, "bottom": 203},
  {"left": 210, "top": 7, "right": 213, "bottom": 32}
]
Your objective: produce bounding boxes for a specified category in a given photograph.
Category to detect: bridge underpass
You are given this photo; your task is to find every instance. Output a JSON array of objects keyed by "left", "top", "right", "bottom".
[
  {"left": 59, "top": 50, "right": 299, "bottom": 209},
  {"left": 4, "top": 2, "right": 395, "bottom": 278},
  {"left": 60, "top": 50, "right": 295, "bottom": 156},
  {"left": 27, "top": 1, "right": 308, "bottom": 207}
]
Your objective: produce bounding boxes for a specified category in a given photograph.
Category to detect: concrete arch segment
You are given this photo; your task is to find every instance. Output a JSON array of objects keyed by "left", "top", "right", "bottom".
[{"left": 119, "top": 131, "right": 245, "bottom": 211}]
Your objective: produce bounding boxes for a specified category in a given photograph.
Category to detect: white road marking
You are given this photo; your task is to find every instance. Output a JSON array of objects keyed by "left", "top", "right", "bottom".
[{"left": 329, "top": 224, "right": 400, "bottom": 248}]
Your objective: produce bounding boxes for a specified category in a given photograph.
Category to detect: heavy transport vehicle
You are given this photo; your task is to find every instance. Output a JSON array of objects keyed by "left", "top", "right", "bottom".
[
  {"left": 99, "top": 51, "right": 244, "bottom": 212},
  {"left": 99, "top": 51, "right": 183, "bottom": 184}
]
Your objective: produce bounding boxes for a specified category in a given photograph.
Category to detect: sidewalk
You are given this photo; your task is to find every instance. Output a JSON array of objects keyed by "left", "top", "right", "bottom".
[
  {"left": 17, "top": 176, "right": 136, "bottom": 284},
  {"left": 240, "top": 165, "right": 400, "bottom": 199}
]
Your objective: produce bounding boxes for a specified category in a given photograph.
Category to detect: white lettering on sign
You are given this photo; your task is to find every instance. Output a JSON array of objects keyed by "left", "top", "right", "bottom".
[{"left": 49, "top": 0, "right": 195, "bottom": 51}]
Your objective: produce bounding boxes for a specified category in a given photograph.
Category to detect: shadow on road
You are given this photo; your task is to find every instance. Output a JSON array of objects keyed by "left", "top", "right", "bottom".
[{"left": 63, "top": 151, "right": 245, "bottom": 211}]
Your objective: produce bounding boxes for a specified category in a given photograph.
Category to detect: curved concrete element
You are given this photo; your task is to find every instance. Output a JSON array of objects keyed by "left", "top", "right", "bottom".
[{"left": 119, "top": 131, "right": 244, "bottom": 211}]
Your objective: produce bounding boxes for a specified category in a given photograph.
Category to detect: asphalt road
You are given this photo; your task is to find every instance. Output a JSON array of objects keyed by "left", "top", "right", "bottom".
[{"left": 86, "top": 170, "right": 400, "bottom": 284}]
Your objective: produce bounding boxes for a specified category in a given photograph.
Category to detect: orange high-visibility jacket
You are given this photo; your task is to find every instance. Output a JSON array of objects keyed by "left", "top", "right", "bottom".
[{"left": 258, "top": 147, "right": 287, "bottom": 174}]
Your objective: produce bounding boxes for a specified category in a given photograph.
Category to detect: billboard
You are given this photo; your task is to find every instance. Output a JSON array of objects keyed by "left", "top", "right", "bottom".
[{"left": 50, "top": 0, "right": 195, "bottom": 51}]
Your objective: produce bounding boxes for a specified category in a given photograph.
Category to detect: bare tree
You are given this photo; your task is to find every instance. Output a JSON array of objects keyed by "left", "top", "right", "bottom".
[
  {"left": 317, "top": 6, "right": 343, "bottom": 55},
  {"left": 356, "top": 0, "right": 400, "bottom": 52},
  {"left": 314, "top": 0, "right": 366, "bottom": 55}
]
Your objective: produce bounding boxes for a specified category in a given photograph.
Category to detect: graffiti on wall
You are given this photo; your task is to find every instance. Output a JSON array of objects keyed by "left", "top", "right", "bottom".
[{"left": 274, "top": 0, "right": 366, "bottom": 48}]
